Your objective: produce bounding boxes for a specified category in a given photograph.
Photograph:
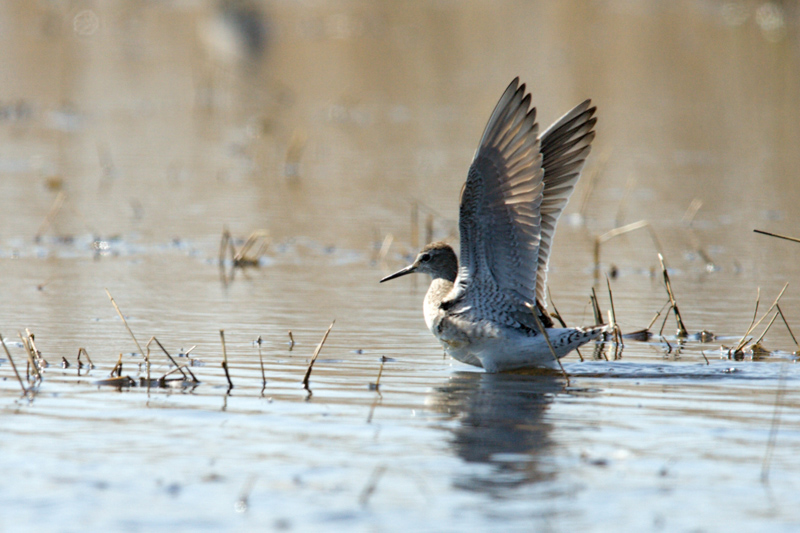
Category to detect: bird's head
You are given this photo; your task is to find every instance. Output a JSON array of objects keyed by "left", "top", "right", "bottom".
[{"left": 380, "top": 242, "right": 458, "bottom": 283}]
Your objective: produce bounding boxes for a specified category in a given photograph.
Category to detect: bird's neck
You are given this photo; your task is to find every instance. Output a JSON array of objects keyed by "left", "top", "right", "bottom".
[{"left": 423, "top": 277, "right": 454, "bottom": 331}]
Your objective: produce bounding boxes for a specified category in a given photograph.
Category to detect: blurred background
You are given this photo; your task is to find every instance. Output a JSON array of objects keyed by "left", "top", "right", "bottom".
[{"left": 1, "top": 0, "right": 798, "bottom": 249}]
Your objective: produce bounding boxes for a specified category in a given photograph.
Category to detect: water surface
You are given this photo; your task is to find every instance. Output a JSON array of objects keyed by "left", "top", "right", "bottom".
[{"left": 1, "top": 1, "right": 800, "bottom": 531}]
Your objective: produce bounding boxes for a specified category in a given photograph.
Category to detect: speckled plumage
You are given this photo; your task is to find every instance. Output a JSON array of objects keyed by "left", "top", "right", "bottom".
[{"left": 381, "top": 79, "right": 606, "bottom": 372}]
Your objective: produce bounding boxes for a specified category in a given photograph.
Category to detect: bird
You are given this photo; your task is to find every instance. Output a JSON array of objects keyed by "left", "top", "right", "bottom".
[{"left": 380, "top": 78, "right": 606, "bottom": 372}]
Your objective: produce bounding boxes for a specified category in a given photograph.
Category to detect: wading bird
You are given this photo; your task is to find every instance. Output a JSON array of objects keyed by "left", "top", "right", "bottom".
[{"left": 381, "top": 78, "right": 605, "bottom": 372}]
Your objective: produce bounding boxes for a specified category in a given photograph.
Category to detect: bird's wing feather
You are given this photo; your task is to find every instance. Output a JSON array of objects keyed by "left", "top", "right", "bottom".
[
  {"left": 448, "top": 78, "right": 544, "bottom": 329},
  {"left": 536, "top": 100, "right": 597, "bottom": 306}
]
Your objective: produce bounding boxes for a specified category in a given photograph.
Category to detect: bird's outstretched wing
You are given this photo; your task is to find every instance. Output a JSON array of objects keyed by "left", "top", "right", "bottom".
[
  {"left": 536, "top": 100, "right": 596, "bottom": 307},
  {"left": 447, "top": 78, "right": 544, "bottom": 330}
]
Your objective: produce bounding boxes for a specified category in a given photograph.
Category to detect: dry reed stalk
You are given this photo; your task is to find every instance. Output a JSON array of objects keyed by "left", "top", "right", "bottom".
[
  {"left": 288, "top": 330, "right": 295, "bottom": 351},
  {"left": 145, "top": 341, "right": 152, "bottom": 394},
  {"left": 255, "top": 336, "right": 266, "bottom": 390},
  {"left": 34, "top": 190, "right": 66, "bottom": 242},
  {"left": 594, "top": 220, "right": 661, "bottom": 283},
  {"left": 734, "top": 284, "right": 788, "bottom": 353},
  {"left": 25, "top": 328, "right": 50, "bottom": 368},
  {"left": 0, "top": 333, "right": 26, "bottom": 393},
  {"left": 547, "top": 288, "right": 583, "bottom": 361},
  {"left": 647, "top": 301, "right": 670, "bottom": 331},
  {"left": 605, "top": 276, "right": 622, "bottom": 345},
  {"left": 220, "top": 330, "right": 233, "bottom": 390},
  {"left": 151, "top": 337, "right": 196, "bottom": 381},
  {"left": 577, "top": 149, "right": 611, "bottom": 220},
  {"left": 157, "top": 363, "right": 197, "bottom": 386},
  {"left": 377, "top": 234, "right": 394, "bottom": 264},
  {"left": 219, "top": 227, "right": 231, "bottom": 266},
  {"left": 775, "top": 304, "right": 800, "bottom": 352},
  {"left": 77, "top": 347, "right": 95, "bottom": 368},
  {"left": 284, "top": 129, "right": 307, "bottom": 178},
  {"left": 658, "top": 254, "right": 688, "bottom": 337},
  {"left": 754, "top": 229, "right": 800, "bottom": 244},
  {"left": 302, "top": 321, "right": 335, "bottom": 391},
  {"left": 530, "top": 306, "right": 568, "bottom": 381},
  {"left": 753, "top": 311, "right": 780, "bottom": 347},
  {"left": 110, "top": 353, "right": 123, "bottom": 377},
  {"left": 590, "top": 287, "right": 604, "bottom": 327},
  {"left": 370, "top": 356, "right": 388, "bottom": 392},
  {"left": 425, "top": 214, "right": 434, "bottom": 245},
  {"left": 18, "top": 332, "right": 40, "bottom": 381},
  {"left": 25, "top": 329, "right": 48, "bottom": 368},
  {"left": 681, "top": 198, "right": 703, "bottom": 225},
  {"left": 105, "top": 289, "right": 145, "bottom": 356},
  {"left": 613, "top": 175, "right": 637, "bottom": 228}
]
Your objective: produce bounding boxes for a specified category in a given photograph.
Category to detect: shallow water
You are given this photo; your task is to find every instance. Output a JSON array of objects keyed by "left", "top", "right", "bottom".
[{"left": 2, "top": 1, "right": 800, "bottom": 531}]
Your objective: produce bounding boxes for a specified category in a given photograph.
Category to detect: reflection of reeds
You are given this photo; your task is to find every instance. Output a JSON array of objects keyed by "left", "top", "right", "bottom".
[
  {"left": 682, "top": 199, "right": 716, "bottom": 271},
  {"left": 577, "top": 149, "right": 611, "bottom": 221},
  {"left": 762, "top": 361, "right": 789, "bottom": 483},
  {"left": 358, "top": 465, "right": 387, "bottom": 507},
  {"left": 593, "top": 220, "right": 663, "bottom": 284},
  {"left": 219, "top": 228, "right": 271, "bottom": 284},
  {"left": 302, "top": 321, "right": 335, "bottom": 392},
  {"left": 34, "top": 191, "right": 66, "bottom": 242},
  {"left": 284, "top": 129, "right": 307, "bottom": 179}
]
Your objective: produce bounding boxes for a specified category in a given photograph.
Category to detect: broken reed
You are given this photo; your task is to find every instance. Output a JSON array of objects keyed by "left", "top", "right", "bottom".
[
  {"left": 18, "top": 332, "right": 41, "bottom": 381},
  {"left": 732, "top": 283, "right": 791, "bottom": 355},
  {"left": 105, "top": 288, "right": 145, "bottom": 356},
  {"left": 658, "top": 254, "right": 688, "bottom": 337},
  {"left": 302, "top": 321, "right": 335, "bottom": 392}
]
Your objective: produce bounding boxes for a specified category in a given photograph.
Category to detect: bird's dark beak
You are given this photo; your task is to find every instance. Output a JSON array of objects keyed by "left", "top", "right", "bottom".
[{"left": 380, "top": 263, "right": 417, "bottom": 283}]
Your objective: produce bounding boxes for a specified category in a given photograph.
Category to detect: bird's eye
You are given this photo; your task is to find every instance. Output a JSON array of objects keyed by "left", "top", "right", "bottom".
[{"left": 419, "top": 253, "right": 431, "bottom": 262}]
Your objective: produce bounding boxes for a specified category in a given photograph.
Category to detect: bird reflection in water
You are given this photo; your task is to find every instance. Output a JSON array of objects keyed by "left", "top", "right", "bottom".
[{"left": 429, "top": 370, "right": 568, "bottom": 494}]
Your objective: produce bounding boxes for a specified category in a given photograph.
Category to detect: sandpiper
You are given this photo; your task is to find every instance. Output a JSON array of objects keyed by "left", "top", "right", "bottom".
[{"left": 381, "top": 78, "right": 605, "bottom": 372}]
